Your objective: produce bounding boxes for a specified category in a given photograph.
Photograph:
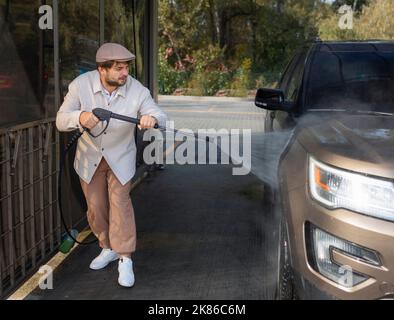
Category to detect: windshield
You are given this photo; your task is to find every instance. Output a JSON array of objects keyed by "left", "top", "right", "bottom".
[{"left": 305, "top": 48, "right": 394, "bottom": 113}]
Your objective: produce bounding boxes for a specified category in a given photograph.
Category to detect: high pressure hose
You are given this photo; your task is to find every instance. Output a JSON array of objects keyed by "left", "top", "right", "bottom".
[{"left": 58, "top": 127, "right": 98, "bottom": 246}]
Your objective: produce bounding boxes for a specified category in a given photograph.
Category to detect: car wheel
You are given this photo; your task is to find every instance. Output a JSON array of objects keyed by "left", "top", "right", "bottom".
[{"left": 276, "top": 218, "right": 296, "bottom": 300}]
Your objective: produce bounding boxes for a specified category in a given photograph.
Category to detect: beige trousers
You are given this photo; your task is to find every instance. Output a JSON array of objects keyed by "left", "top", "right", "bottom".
[{"left": 79, "top": 158, "right": 136, "bottom": 256}]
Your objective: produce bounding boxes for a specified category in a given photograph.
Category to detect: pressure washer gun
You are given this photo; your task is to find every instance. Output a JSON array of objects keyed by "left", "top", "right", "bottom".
[{"left": 92, "top": 108, "right": 160, "bottom": 129}]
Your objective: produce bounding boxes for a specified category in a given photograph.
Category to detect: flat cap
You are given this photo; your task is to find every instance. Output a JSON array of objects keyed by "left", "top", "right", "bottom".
[{"left": 96, "top": 43, "right": 135, "bottom": 63}]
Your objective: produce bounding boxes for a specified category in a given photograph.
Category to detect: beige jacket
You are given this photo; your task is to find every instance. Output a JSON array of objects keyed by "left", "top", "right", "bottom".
[{"left": 56, "top": 70, "right": 168, "bottom": 185}]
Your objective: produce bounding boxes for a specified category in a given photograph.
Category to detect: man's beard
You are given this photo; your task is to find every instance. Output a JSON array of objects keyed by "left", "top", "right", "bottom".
[{"left": 105, "top": 77, "right": 127, "bottom": 87}]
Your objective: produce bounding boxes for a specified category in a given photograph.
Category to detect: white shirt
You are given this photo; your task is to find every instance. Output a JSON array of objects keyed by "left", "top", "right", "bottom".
[
  {"left": 102, "top": 86, "right": 117, "bottom": 104},
  {"left": 55, "top": 70, "right": 168, "bottom": 185}
]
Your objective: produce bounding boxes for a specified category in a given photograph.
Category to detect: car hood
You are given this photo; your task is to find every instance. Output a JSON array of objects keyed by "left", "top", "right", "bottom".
[{"left": 297, "top": 114, "right": 394, "bottom": 179}]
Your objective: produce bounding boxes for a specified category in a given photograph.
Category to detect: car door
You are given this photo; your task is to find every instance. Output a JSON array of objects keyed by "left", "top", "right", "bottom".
[{"left": 267, "top": 51, "right": 307, "bottom": 132}]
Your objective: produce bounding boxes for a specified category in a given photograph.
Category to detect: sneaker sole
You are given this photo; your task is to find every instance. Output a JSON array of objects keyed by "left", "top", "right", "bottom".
[
  {"left": 118, "top": 280, "right": 135, "bottom": 288},
  {"left": 89, "top": 255, "right": 119, "bottom": 270}
]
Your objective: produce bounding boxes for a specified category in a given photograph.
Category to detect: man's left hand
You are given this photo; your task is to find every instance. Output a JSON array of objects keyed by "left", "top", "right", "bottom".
[{"left": 138, "top": 115, "right": 157, "bottom": 130}]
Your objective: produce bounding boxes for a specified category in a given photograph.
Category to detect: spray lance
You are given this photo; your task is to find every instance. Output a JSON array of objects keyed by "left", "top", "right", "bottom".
[
  {"left": 58, "top": 108, "right": 206, "bottom": 253},
  {"left": 91, "top": 108, "right": 202, "bottom": 138}
]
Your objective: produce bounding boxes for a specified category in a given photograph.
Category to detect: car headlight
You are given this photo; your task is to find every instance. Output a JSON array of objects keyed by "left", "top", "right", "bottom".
[{"left": 309, "top": 157, "right": 394, "bottom": 222}]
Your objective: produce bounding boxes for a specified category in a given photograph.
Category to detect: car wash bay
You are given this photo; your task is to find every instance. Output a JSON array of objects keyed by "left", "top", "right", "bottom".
[{"left": 24, "top": 97, "right": 279, "bottom": 300}]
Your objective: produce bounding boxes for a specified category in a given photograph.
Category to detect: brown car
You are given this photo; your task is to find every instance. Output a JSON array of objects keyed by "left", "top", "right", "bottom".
[{"left": 255, "top": 40, "right": 394, "bottom": 299}]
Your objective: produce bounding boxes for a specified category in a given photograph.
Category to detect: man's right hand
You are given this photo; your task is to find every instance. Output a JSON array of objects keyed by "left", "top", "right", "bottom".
[{"left": 79, "top": 111, "right": 100, "bottom": 130}]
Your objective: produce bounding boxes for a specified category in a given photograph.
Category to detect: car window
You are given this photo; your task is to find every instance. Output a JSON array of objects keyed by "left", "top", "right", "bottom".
[
  {"left": 279, "top": 53, "right": 301, "bottom": 91},
  {"left": 284, "top": 52, "right": 307, "bottom": 102},
  {"left": 306, "top": 50, "right": 394, "bottom": 112}
]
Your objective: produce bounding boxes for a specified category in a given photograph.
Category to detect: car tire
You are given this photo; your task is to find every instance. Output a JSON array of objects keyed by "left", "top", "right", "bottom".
[{"left": 276, "top": 218, "right": 297, "bottom": 300}]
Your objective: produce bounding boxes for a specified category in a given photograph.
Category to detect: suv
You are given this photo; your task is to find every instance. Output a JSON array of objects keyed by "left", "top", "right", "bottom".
[{"left": 255, "top": 41, "right": 394, "bottom": 300}]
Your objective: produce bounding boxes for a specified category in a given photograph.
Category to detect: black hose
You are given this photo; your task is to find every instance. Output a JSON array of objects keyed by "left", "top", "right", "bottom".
[{"left": 58, "top": 128, "right": 97, "bottom": 245}]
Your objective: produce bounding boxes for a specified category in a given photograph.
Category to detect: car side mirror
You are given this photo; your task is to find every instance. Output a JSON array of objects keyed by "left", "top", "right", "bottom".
[{"left": 255, "top": 88, "right": 294, "bottom": 112}]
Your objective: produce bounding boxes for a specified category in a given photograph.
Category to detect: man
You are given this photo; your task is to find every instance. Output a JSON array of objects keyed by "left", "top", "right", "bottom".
[{"left": 56, "top": 43, "right": 167, "bottom": 287}]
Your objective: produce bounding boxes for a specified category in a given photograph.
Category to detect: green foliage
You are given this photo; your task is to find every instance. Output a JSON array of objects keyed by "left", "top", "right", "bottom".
[
  {"left": 186, "top": 45, "right": 231, "bottom": 96},
  {"left": 252, "top": 69, "right": 281, "bottom": 89},
  {"left": 229, "top": 58, "right": 252, "bottom": 97},
  {"left": 187, "top": 71, "right": 231, "bottom": 96},
  {"left": 159, "top": 0, "right": 393, "bottom": 96},
  {"left": 158, "top": 48, "right": 189, "bottom": 95}
]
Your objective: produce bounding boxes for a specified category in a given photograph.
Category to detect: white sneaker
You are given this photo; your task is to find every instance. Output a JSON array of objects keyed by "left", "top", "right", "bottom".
[
  {"left": 118, "top": 257, "right": 135, "bottom": 287},
  {"left": 89, "top": 248, "right": 118, "bottom": 270}
]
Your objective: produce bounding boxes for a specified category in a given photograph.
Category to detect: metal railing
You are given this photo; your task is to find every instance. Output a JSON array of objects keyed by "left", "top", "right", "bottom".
[{"left": 0, "top": 119, "right": 63, "bottom": 298}]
